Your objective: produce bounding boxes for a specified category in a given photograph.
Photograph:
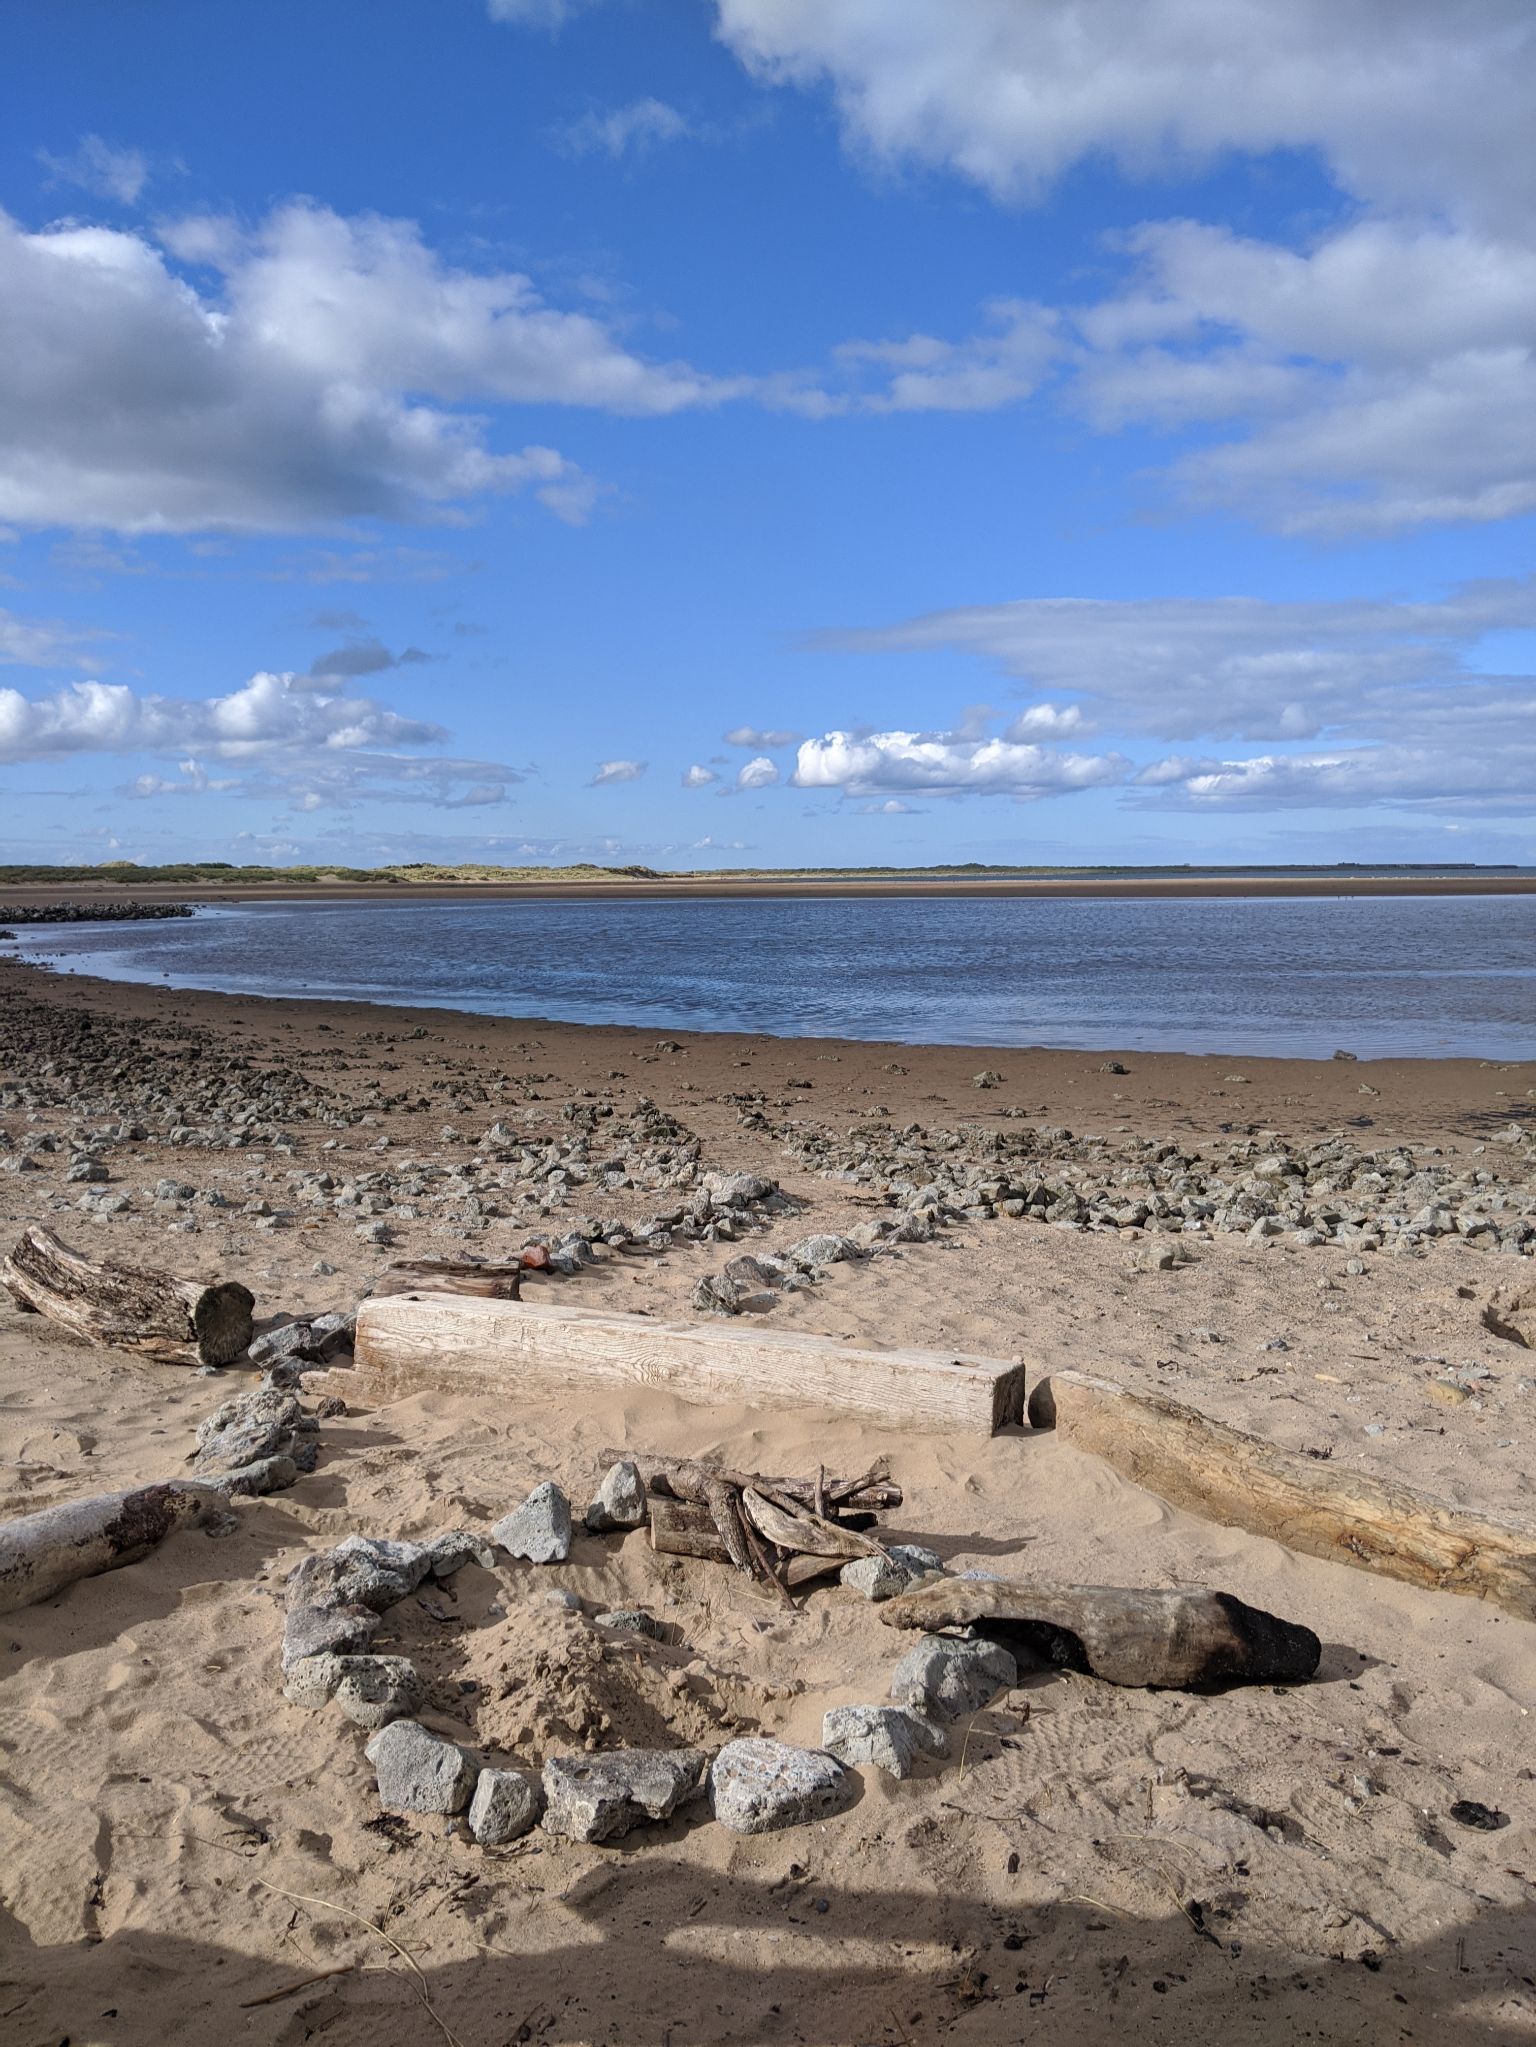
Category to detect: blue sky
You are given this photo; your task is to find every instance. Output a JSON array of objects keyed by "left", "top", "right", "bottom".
[{"left": 2, "top": 0, "right": 1534, "bottom": 869}]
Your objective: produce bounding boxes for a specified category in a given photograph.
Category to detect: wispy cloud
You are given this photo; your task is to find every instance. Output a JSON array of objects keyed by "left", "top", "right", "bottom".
[
  {"left": 590, "top": 758, "right": 647, "bottom": 785},
  {"left": 561, "top": 98, "right": 690, "bottom": 158},
  {"left": 37, "top": 134, "right": 149, "bottom": 205}
]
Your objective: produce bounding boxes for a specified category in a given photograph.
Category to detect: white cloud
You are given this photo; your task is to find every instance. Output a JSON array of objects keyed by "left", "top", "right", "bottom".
[
  {"left": 38, "top": 135, "right": 148, "bottom": 206},
  {"left": 793, "top": 729, "right": 1127, "bottom": 799},
  {"left": 563, "top": 99, "right": 690, "bottom": 158},
  {"left": 809, "top": 578, "right": 1536, "bottom": 813},
  {"left": 736, "top": 755, "right": 780, "bottom": 789},
  {"left": 832, "top": 299, "right": 1061, "bottom": 413},
  {"left": 713, "top": 1, "right": 1536, "bottom": 533},
  {"left": 0, "top": 671, "right": 444, "bottom": 764},
  {"left": 0, "top": 200, "right": 734, "bottom": 535},
  {"left": 488, "top": 0, "right": 596, "bottom": 25},
  {"left": 0, "top": 606, "right": 113, "bottom": 670},
  {"left": 820, "top": 581, "right": 1536, "bottom": 744},
  {"left": 712, "top": 0, "right": 1535, "bottom": 229},
  {"left": 681, "top": 763, "right": 719, "bottom": 787},
  {"left": 724, "top": 724, "right": 803, "bottom": 747},
  {"left": 591, "top": 758, "right": 647, "bottom": 784}
]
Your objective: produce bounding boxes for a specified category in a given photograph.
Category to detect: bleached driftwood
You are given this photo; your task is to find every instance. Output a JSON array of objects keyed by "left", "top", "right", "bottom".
[
  {"left": 880, "top": 1575, "right": 1321, "bottom": 1689},
  {"left": 647, "top": 1498, "right": 844, "bottom": 1589},
  {"left": 1028, "top": 1369, "right": 1536, "bottom": 1621},
  {"left": 0, "top": 1480, "right": 231, "bottom": 1613},
  {"left": 366, "top": 1258, "right": 522, "bottom": 1301},
  {"left": 353, "top": 1294, "right": 1025, "bottom": 1434},
  {"left": 3, "top": 1224, "right": 254, "bottom": 1368}
]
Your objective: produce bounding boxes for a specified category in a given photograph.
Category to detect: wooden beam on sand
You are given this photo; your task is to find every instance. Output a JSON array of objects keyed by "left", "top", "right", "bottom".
[
  {"left": 1028, "top": 1369, "right": 1536, "bottom": 1621},
  {"left": 349, "top": 1294, "right": 1026, "bottom": 1435},
  {"left": 2, "top": 1224, "right": 254, "bottom": 1369}
]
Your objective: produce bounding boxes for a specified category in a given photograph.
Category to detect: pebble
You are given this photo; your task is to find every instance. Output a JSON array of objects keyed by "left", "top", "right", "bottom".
[
  {"left": 709, "top": 1738, "right": 853, "bottom": 1834},
  {"left": 493, "top": 1481, "right": 573, "bottom": 1564},
  {"left": 366, "top": 1720, "right": 478, "bottom": 1816}
]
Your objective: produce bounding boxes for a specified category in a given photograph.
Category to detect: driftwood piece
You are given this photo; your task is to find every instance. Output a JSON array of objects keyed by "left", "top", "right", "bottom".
[
  {"left": 353, "top": 1294, "right": 1025, "bottom": 1435},
  {"left": 366, "top": 1259, "right": 522, "bottom": 1301},
  {"left": 1029, "top": 1369, "right": 1536, "bottom": 1622},
  {"left": 740, "top": 1487, "right": 882, "bottom": 1561},
  {"left": 2, "top": 1224, "right": 254, "bottom": 1368},
  {"left": 605, "top": 1450, "right": 901, "bottom": 1515},
  {"left": 0, "top": 1481, "right": 231, "bottom": 1614},
  {"left": 881, "top": 1575, "right": 1321, "bottom": 1689},
  {"left": 647, "top": 1500, "right": 841, "bottom": 1588}
]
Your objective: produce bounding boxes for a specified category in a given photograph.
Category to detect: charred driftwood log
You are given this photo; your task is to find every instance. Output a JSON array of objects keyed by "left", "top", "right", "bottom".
[
  {"left": 1028, "top": 1369, "right": 1536, "bottom": 1622},
  {"left": 0, "top": 1481, "right": 232, "bottom": 1613},
  {"left": 366, "top": 1258, "right": 523, "bottom": 1302},
  {"left": 881, "top": 1576, "right": 1321, "bottom": 1689},
  {"left": 3, "top": 1225, "right": 254, "bottom": 1368}
]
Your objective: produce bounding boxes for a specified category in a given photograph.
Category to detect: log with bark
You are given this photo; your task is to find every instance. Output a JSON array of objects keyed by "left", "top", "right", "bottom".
[
  {"left": 624, "top": 1452, "right": 898, "bottom": 1604},
  {"left": 3, "top": 1224, "right": 254, "bottom": 1368},
  {"left": 366, "top": 1258, "right": 523, "bottom": 1301},
  {"left": 1028, "top": 1369, "right": 1536, "bottom": 1622},
  {"left": 0, "top": 1480, "right": 233, "bottom": 1614},
  {"left": 880, "top": 1575, "right": 1321, "bottom": 1689}
]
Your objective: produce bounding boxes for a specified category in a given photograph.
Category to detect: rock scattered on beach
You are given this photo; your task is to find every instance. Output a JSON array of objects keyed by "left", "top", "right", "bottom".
[
  {"left": 541, "top": 1748, "right": 708, "bottom": 1843},
  {"left": 468, "top": 1767, "right": 544, "bottom": 1845},
  {"left": 889, "top": 1635, "right": 1017, "bottom": 1721},
  {"left": 366, "top": 1720, "right": 478, "bottom": 1816},
  {"left": 493, "top": 1481, "right": 573, "bottom": 1563},
  {"left": 709, "top": 1738, "right": 853, "bottom": 1834}
]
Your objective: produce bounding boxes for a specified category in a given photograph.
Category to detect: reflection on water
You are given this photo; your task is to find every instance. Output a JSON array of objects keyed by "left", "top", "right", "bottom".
[{"left": 10, "top": 893, "right": 1536, "bottom": 1059}]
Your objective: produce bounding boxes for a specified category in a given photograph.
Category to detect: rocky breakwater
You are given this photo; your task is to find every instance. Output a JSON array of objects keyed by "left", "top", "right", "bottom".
[{"left": 0, "top": 900, "right": 194, "bottom": 925}]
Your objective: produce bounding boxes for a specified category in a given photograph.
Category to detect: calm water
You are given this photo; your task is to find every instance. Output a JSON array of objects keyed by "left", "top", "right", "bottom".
[{"left": 8, "top": 895, "right": 1536, "bottom": 1058}]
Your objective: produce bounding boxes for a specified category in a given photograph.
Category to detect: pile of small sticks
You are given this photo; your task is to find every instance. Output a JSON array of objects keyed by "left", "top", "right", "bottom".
[{"left": 599, "top": 1448, "right": 902, "bottom": 1608}]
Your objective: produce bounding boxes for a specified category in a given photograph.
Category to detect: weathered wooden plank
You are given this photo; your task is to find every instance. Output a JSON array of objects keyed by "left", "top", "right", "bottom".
[
  {"left": 366, "top": 1258, "right": 523, "bottom": 1301},
  {"left": 351, "top": 1293, "right": 1026, "bottom": 1435},
  {"left": 2, "top": 1224, "right": 254, "bottom": 1368},
  {"left": 1028, "top": 1369, "right": 1536, "bottom": 1621}
]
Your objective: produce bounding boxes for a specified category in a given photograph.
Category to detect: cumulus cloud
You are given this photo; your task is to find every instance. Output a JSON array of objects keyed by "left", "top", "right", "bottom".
[
  {"left": 37, "top": 135, "right": 148, "bottom": 206},
  {"left": 735, "top": 755, "right": 780, "bottom": 789},
  {"left": 563, "top": 98, "right": 690, "bottom": 157},
  {"left": 681, "top": 763, "right": 719, "bottom": 787},
  {"left": 590, "top": 758, "right": 647, "bottom": 785},
  {"left": 0, "top": 200, "right": 734, "bottom": 535},
  {"left": 712, "top": 0, "right": 1534, "bottom": 227},
  {"left": 712, "top": 0, "right": 1536, "bottom": 532},
  {"left": 0, "top": 671, "right": 444, "bottom": 764},
  {"left": 793, "top": 729, "right": 1127, "bottom": 800},
  {"left": 724, "top": 724, "right": 803, "bottom": 748}
]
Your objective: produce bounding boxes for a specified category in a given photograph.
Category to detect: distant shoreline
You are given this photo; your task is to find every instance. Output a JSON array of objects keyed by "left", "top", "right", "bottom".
[{"left": 3, "top": 871, "right": 1535, "bottom": 906}]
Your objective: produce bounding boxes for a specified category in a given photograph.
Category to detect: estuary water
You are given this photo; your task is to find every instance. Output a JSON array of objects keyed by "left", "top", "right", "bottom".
[{"left": 8, "top": 893, "right": 1536, "bottom": 1059}]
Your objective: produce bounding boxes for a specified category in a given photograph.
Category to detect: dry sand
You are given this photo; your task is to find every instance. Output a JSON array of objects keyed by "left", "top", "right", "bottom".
[{"left": 2, "top": 957, "right": 1534, "bottom": 2045}]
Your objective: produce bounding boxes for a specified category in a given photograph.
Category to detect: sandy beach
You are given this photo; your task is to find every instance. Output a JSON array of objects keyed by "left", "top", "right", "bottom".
[{"left": 2, "top": 954, "right": 1534, "bottom": 2046}]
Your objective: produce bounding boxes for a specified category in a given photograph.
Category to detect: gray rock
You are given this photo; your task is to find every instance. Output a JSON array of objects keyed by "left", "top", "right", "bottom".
[
  {"left": 889, "top": 1635, "right": 1016, "bottom": 1722},
  {"left": 366, "top": 1720, "right": 478, "bottom": 1816},
  {"left": 703, "top": 1170, "right": 774, "bottom": 1207},
  {"left": 821, "top": 1705, "right": 937, "bottom": 1779},
  {"left": 420, "top": 1528, "right": 497, "bottom": 1578},
  {"left": 192, "top": 1386, "right": 303, "bottom": 1474},
  {"left": 709, "top": 1738, "right": 853, "bottom": 1834},
  {"left": 785, "top": 1233, "right": 859, "bottom": 1271},
  {"left": 838, "top": 1548, "right": 939, "bottom": 1602},
  {"left": 287, "top": 1534, "right": 434, "bottom": 1614},
  {"left": 541, "top": 1748, "right": 708, "bottom": 1843},
  {"left": 493, "top": 1481, "right": 573, "bottom": 1564},
  {"left": 585, "top": 1459, "right": 647, "bottom": 1534},
  {"left": 282, "top": 1653, "right": 422, "bottom": 1728},
  {"left": 282, "top": 1601, "right": 380, "bottom": 1671},
  {"left": 468, "top": 1768, "right": 544, "bottom": 1845},
  {"left": 593, "top": 1608, "right": 664, "bottom": 1639},
  {"left": 210, "top": 1452, "right": 299, "bottom": 1497}
]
